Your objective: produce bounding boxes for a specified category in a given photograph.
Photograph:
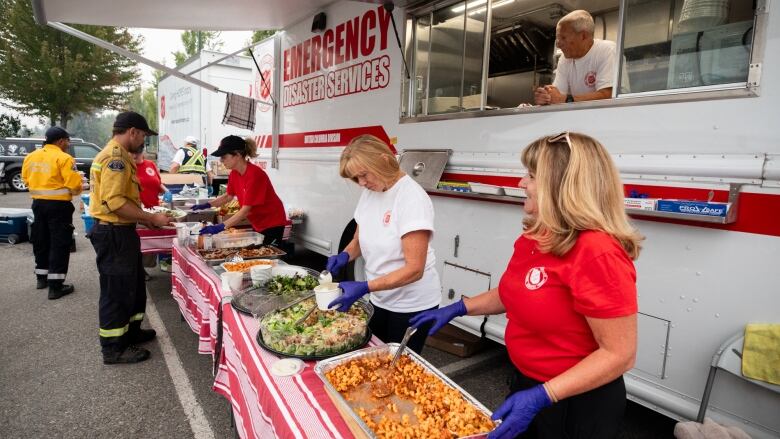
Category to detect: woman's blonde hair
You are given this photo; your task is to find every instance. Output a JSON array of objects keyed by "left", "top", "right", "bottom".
[
  {"left": 340, "top": 135, "right": 401, "bottom": 185},
  {"left": 521, "top": 132, "right": 643, "bottom": 260}
]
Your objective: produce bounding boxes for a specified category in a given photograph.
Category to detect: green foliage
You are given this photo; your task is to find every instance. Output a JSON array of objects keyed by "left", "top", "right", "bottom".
[
  {"left": 0, "top": 113, "right": 22, "bottom": 136},
  {"left": 172, "top": 31, "right": 224, "bottom": 66},
  {"left": 245, "top": 30, "right": 277, "bottom": 56},
  {"left": 67, "top": 112, "right": 114, "bottom": 146},
  {"left": 0, "top": 0, "right": 142, "bottom": 128},
  {"left": 126, "top": 85, "right": 158, "bottom": 151}
]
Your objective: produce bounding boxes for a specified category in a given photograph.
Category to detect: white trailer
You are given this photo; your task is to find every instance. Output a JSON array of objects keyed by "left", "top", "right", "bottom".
[
  {"left": 34, "top": 0, "right": 780, "bottom": 437},
  {"left": 156, "top": 50, "right": 254, "bottom": 171}
]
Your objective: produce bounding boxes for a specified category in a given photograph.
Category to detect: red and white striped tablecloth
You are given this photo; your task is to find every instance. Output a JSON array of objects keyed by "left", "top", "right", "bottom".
[
  {"left": 214, "top": 302, "right": 383, "bottom": 439},
  {"left": 171, "top": 239, "right": 224, "bottom": 354},
  {"left": 138, "top": 227, "right": 177, "bottom": 255}
]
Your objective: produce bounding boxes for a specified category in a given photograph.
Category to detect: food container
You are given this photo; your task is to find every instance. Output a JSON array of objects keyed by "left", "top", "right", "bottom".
[
  {"left": 469, "top": 182, "right": 505, "bottom": 196},
  {"left": 503, "top": 187, "right": 526, "bottom": 198},
  {"left": 197, "top": 245, "right": 286, "bottom": 265},
  {"left": 213, "top": 230, "right": 263, "bottom": 248},
  {"left": 251, "top": 264, "right": 274, "bottom": 286},
  {"left": 314, "top": 283, "right": 342, "bottom": 310},
  {"left": 221, "top": 259, "right": 276, "bottom": 279},
  {"left": 314, "top": 344, "right": 494, "bottom": 438},
  {"left": 220, "top": 271, "right": 243, "bottom": 291}
]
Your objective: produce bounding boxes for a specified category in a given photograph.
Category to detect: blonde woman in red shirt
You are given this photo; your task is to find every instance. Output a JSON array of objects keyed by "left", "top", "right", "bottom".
[{"left": 411, "top": 132, "right": 643, "bottom": 439}]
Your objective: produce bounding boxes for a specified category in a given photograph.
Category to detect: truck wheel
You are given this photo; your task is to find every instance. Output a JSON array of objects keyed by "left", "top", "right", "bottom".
[
  {"left": 9, "top": 170, "right": 27, "bottom": 192},
  {"left": 7, "top": 234, "right": 19, "bottom": 245},
  {"left": 337, "top": 220, "right": 366, "bottom": 282}
]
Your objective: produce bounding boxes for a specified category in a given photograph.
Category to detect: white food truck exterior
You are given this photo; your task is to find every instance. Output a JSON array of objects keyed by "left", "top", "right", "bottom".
[
  {"left": 248, "top": 1, "right": 780, "bottom": 437},
  {"left": 156, "top": 50, "right": 254, "bottom": 171}
]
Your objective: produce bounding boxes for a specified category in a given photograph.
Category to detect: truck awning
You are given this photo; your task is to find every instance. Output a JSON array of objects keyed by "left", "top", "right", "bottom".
[{"left": 31, "top": 0, "right": 335, "bottom": 30}]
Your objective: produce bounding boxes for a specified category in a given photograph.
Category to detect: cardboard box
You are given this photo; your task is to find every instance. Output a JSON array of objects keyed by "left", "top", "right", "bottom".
[
  {"left": 424, "top": 323, "right": 485, "bottom": 358},
  {"left": 160, "top": 173, "right": 205, "bottom": 186},
  {"left": 657, "top": 200, "right": 729, "bottom": 217}
]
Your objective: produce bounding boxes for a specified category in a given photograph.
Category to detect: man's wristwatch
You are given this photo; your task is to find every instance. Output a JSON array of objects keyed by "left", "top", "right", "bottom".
[{"left": 566, "top": 94, "right": 574, "bottom": 103}]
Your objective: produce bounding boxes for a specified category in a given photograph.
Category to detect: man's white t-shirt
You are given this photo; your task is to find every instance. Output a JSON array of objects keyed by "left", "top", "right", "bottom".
[
  {"left": 172, "top": 148, "right": 212, "bottom": 172},
  {"left": 354, "top": 175, "right": 442, "bottom": 313},
  {"left": 553, "top": 39, "right": 616, "bottom": 96}
]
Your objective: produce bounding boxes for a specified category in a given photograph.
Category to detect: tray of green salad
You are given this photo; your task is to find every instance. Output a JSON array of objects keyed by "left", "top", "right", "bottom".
[{"left": 257, "top": 297, "right": 373, "bottom": 360}]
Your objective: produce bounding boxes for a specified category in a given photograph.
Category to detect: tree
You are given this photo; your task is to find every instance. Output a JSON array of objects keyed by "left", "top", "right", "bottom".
[
  {"left": 0, "top": 113, "right": 22, "bottom": 136},
  {"left": 68, "top": 112, "right": 114, "bottom": 146},
  {"left": 0, "top": 0, "right": 142, "bottom": 129},
  {"left": 245, "top": 30, "right": 277, "bottom": 56},
  {"left": 126, "top": 84, "right": 158, "bottom": 151},
  {"left": 172, "top": 31, "right": 224, "bottom": 66}
]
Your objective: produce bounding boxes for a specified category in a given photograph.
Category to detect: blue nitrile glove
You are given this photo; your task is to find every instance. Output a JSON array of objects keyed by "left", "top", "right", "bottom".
[
  {"left": 329, "top": 281, "right": 369, "bottom": 312},
  {"left": 207, "top": 186, "right": 214, "bottom": 197},
  {"left": 191, "top": 202, "right": 211, "bottom": 211},
  {"left": 200, "top": 223, "right": 225, "bottom": 235},
  {"left": 326, "top": 251, "right": 350, "bottom": 277},
  {"left": 162, "top": 190, "right": 173, "bottom": 205},
  {"left": 487, "top": 385, "right": 553, "bottom": 439},
  {"left": 409, "top": 298, "right": 467, "bottom": 336}
]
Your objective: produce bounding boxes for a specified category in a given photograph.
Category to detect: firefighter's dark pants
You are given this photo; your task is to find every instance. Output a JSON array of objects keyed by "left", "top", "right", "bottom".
[
  {"left": 89, "top": 223, "right": 146, "bottom": 354},
  {"left": 31, "top": 199, "right": 74, "bottom": 287}
]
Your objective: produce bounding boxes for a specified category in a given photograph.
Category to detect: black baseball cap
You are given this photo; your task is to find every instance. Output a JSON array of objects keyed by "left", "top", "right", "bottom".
[
  {"left": 45, "top": 126, "right": 70, "bottom": 144},
  {"left": 113, "top": 111, "right": 158, "bottom": 136},
  {"left": 211, "top": 135, "right": 246, "bottom": 157}
]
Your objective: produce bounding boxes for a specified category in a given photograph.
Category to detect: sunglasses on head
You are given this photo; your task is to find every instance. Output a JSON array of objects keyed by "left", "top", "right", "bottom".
[{"left": 547, "top": 131, "right": 572, "bottom": 148}]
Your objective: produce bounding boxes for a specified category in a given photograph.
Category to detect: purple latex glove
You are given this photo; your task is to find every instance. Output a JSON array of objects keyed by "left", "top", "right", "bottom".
[
  {"left": 329, "top": 281, "right": 369, "bottom": 312},
  {"left": 326, "top": 251, "right": 350, "bottom": 277},
  {"left": 200, "top": 223, "right": 225, "bottom": 235},
  {"left": 408, "top": 298, "right": 467, "bottom": 335},
  {"left": 488, "top": 384, "right": 553, "bottom": 439},
  {"left": 191, "top": 202, "right": 211, "bottom": 211}
]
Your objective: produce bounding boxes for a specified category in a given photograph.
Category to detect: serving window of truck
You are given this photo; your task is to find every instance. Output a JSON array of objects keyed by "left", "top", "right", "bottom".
[{"left": 400, "top": 0, "right": 761, "bottom": 119}]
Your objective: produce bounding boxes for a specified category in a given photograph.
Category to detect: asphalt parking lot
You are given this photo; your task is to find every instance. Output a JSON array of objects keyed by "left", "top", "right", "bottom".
[{"left": 0, "top": 190, "right": 676, "bottom": 438}]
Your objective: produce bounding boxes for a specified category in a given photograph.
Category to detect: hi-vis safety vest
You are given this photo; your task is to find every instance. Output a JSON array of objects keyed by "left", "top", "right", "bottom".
[{"left": 179, "top": 146, "right": 206, "bottom": 174}]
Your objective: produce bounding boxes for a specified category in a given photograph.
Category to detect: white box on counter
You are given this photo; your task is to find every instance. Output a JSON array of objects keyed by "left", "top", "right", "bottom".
[{"left": 624, "top": 198, "right": 657, "bottom": 211}]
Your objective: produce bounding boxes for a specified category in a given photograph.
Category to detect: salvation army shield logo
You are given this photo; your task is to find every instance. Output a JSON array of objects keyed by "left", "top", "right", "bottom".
[
  {"left": 145, "top": 167, "right": 156, "bottom": 177},
  {"left": 383, "top": 210, "right": 392, "bottom": 227},
  {"left": 160, "top": 95, "right": 166, "bottom": 119},
  {"left": 584, "top": 71, "right": 597, "bottom": 87},
  {"left": 255, "top": 54, "right": 274, "bottom": 113},
  {"left": 524, "top": 267, "right": 548, "bottom": 290}
]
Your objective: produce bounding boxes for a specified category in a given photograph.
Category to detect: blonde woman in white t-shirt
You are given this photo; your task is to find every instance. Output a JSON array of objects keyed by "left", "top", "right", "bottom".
[{"left": 326, "top": 134, "right": 441, "bottom": 353}]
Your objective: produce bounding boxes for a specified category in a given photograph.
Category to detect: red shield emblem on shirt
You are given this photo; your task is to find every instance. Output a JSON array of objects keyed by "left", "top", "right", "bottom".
[
  {"left": 525, "top": 267, "right": 548, "bottom": 290},
  {"left": 145, "top": 167, "right": 156, "bottom": 177},
  {"left": 160, "top": 95, "right": 166, "bottom": 119},
  {"left": 383, "top": 210, "right": 392, "bottom": 226},
  {"left": 584, "top": 71, "right": 597, "bottom": 87}
]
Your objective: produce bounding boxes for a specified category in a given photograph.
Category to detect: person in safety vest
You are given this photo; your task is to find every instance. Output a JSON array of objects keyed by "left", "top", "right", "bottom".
[
  {"left": 88, "top": 111, "right": 170, "bottom": 364},
  {"left": 22, "top": 126, "right": 84, "bottom": 299},
  {"left": 169, "top": 135, "right": 214, "bottom": 187},
  {"left": 410, "top": 132, "right": 642, "bottom": 439}
]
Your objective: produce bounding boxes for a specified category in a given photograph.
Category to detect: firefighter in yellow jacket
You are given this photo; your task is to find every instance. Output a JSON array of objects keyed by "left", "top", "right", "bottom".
[
  {"left": 89, "top": 111, "right": 170, "bottom": 364},
  {"left": 22, "top": 126, "right": 83, "bottom": 299}
]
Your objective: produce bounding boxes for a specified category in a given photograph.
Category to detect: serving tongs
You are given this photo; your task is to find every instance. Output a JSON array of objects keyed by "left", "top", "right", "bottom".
[
  {"left": 373, "top": 326, "right": 417, "bottom": 398},
  {"left": 293, "top": 305, "right": 318, "bottom": 327},
  {"left": 275, "top": 292, "right": 316, "bottom": 313}
]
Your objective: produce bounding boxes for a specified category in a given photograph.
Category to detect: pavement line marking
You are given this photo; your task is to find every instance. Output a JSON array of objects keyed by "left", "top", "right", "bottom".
[
  {"left": 146, "top": 297, "right": 216, "bottom": 439},
  {"left": 438, "top": 348, "right": 506, "bottom": 376}
]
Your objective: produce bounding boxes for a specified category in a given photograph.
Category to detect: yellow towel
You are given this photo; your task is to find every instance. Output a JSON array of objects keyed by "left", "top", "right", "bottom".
[{"left": 742, "top": 323, "right": 780, "bottom": 385}]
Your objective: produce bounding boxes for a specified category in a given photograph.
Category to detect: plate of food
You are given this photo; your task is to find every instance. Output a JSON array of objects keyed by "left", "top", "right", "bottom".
[
  {"left": 220, "top": 259, "right": 276, "bottom": 275},
  {"left": 198, "top": 245, "right": 286, "bottom": 264},
  {"left": 264, "top": 269, "right": 320, "bottom": 296},
  {"left": 257, "top": 297, "right": 373, "bottom": 360}
]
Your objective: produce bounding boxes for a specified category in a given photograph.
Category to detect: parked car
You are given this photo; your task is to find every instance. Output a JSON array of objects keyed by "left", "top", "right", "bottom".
[{"left": 0, "top": 137, "right": 102, "bottom": 191}]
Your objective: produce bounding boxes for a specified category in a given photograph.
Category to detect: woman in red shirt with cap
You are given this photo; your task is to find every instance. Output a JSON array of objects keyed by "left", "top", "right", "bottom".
[
  {"left": 193, "top": 135, "right": 287, "bottom": 245},
  {"left": 411, "top": 132, "right": 643, "bottom": 439}
]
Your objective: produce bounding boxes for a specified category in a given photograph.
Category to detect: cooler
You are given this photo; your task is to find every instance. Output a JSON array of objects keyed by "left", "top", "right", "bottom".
[{"left": 0, "top": 208, "right": 32, "bottom": 244}]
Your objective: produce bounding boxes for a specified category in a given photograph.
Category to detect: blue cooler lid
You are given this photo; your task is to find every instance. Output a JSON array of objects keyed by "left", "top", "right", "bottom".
[{"left": 0, "top": 208, "right": 33, "bottom": 218}]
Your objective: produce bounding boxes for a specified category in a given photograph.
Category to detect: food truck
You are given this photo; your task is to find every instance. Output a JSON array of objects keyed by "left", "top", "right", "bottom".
[{"left": 33, "top": 0, "right": 779, "bottom": 436}]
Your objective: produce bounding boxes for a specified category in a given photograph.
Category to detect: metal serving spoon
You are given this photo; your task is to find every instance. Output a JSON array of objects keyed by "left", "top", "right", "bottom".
[{"left": 373, "top": 326, "right": 418, "bottom": 398}]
